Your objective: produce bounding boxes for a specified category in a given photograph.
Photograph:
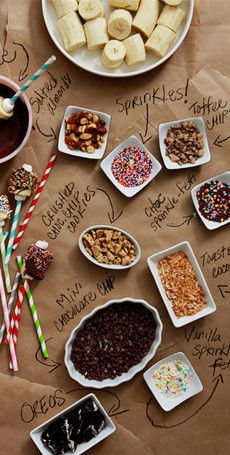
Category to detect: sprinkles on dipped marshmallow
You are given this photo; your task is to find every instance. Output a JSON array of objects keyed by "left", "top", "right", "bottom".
[
  {"left": 111, "top": 146, "right": 153, "bottom": 188},
  {"left": 23, "top": 241, "right": 53, "bottom": 280},
  {"left": 196, "top": 180, "right": 230, "bottom": 223},
  {"left": 152, "top": 359, "right": 193, "bottom": 397}
]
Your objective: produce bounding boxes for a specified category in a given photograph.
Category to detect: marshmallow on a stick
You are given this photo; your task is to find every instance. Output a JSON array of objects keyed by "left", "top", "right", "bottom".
[
  {"left": 23, "top": 241, "right": 53, "bottom": 280},
  {"left": 0, "top": 195, "right": 11, "bottom": 226},
  {"left": 8, "top": 164, "right": 37, "bottom": 201},
  {"left": 0, "top": 97, "right": 13, "bottom": 120}
]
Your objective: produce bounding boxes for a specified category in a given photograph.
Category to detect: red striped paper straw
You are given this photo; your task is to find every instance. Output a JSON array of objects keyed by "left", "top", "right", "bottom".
[
  {"left": 0, "top": 269, "right": 18, "bottom": 371},
  {"left": 12, "top": 151, "right": 57, "bottom": 250},
  {"left": 6, "top": 285, "right": 25, "bottom": 369}
]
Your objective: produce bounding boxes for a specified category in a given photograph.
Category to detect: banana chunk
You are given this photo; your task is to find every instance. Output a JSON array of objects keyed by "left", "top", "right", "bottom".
[
  {"left": 78, "top": 0, "right": 103, "bottom": 21},
  {"left": 108, "top": 9, "right": 132, "bottom": 40},
  {"left": 109, "top": 0, "right": 140, "bottom": 11},
  {"left": 58, "top": 12, "right": 86, "bottom": 52},
  {"left": 123, "top": 33, "right": 146, "bottom": 65},
  {"left": 145, "top": 24, "right": 176, "bottom": 58},
  {"left": 102, "top": 40, "right": 126, "bottom": 69},
  {"left": 163, "top": 0, "right": 183, "bottom": 5},
  {"left": 51, "top": 0, "right": 78, "bottom": 18},
  {"left": 132, "top": 0, "right": 160, "bottom": 38},
  {"left": 84, "top": 17, "right": 109, "bottom": 50},
  {"left": 157, "top": 5, "right": 185, "bottom": 33}
]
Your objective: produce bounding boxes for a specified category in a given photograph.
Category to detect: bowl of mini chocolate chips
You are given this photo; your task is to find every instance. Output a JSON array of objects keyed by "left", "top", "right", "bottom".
[{"left": 64, "top": 297, "right": 163, "bottom": 388}]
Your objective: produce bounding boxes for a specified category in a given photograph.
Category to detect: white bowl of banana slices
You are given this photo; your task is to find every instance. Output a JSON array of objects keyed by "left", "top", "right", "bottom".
[{"left": 42, "top": 0, "right": 194, "bottom": 78}]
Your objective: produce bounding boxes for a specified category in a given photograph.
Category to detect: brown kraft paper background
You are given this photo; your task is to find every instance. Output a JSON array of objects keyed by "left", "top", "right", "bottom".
[{"left": 0, "top": 1, "right": 229, "bottom": 454}]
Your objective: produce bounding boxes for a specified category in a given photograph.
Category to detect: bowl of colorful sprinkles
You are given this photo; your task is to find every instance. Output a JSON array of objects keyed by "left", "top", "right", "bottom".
[
  {"left": 100, "top": 135, "right": 162, "bottom": 197},
  {"left": 143, "top": 352, "right": 203, "bottom": 411},
  {"left": 191, "top": 171, "right": 230, "bottom": 230}
]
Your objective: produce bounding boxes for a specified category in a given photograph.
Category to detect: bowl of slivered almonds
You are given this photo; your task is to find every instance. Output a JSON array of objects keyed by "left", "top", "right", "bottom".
[{"left": 42, "top": 0, "right": 194, "bottom": 77}]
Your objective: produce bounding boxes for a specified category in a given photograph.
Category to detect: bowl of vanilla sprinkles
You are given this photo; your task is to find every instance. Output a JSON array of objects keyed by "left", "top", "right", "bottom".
[{"left": 191, "top": 171, "right": 230, "bottom": 230}]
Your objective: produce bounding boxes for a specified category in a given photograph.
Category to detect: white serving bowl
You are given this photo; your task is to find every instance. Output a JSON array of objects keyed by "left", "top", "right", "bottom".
[
  {"left": 143, "top": 352, "right": 203, "bottom": 412},
  {"left": 30, "top": 393, "right": 116, "bottom": 455},
  {"left": 79, "top": 224, "right": 141, "bottom": 270},
  {"left": 147, "top": 241, "right": 216, "bottom": 328},
  {"left": 158, "top": 117, "right": 211, "bottom": 170},
  {"left": 191, "top": 171, "right": 230, "bottom": 230},
  {"left": 100, "top": 135, "right": 162, "bottom": 197},
  {"left": 58, "top": 105, "right": 111, "bottom": 160},
  {"left": 65, "top": 297, "right": 163, "bottom": 389}
]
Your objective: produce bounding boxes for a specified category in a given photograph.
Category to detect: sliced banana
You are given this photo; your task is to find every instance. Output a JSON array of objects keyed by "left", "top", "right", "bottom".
[
  {"left": 163, "top": 0, "right": 183, "bottom": 5},
  {"left": 145, "top": 24, "right": 176, "bottom": 58},
  {"left": 101, "top": 40, "right": 126, "bottom": 69},
  {"left": 157, "top": 5, "right": 185, "bottom": 33},
  {"left": 84, "top": 17, "right": 109, "bottom": 50},
  {"left": 123, "top": 33, "right": 146, "bottom": 65},
  {"left": 132, "top": 0, "right": 160, "bottom": 38},
  {"left": 109, "top": 0, "right": 140, "bottom": 11},
  {"left": 108, "top": 9, "right": 132, "bottom": 40},
  {"left": 58, "top": 12, "right": 86, "bottom": 52},
  {"left": 78, "top": 0, "right": 103, "bottom": 21},
  {"left": 51, "top": 0, "right": 78, "bottom": 18}
]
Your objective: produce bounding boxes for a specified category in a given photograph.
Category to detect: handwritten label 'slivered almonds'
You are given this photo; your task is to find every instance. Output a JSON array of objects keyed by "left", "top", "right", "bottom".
[
  {"left": 157, "top": 250, "right": 207, "bottom": 317},
  {"left": 83, "top": 229, "right": 136, "bottom": 266}
]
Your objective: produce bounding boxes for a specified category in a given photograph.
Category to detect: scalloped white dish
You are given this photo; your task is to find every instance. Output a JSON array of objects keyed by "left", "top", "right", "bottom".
[
  {"left": 79, "top": 225, "right": 141, "bottom": 269},
  {"left": 42, "top": 0, "right": 194, "bottom": 78},
  {"left": 65, "top": 297, "right": 163, "bottom": 389}
]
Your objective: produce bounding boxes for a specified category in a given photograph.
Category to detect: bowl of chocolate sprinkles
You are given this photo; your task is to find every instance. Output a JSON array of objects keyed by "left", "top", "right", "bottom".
[{"left": 64, "top": 297, "right": 163, "bottom": 388}]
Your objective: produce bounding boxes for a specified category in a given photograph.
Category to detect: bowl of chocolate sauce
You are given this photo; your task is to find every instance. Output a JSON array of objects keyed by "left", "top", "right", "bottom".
[{"left": 0, "top": 75, "right": 32, "bottom": 164}]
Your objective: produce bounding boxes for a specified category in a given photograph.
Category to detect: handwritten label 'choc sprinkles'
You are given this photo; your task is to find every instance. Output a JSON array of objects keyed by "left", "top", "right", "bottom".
[
  {"left": 152, "top": 359, "right": 193, "bottom": 397},
  {"left": 111, "top": 146, "right": 153, "bottom": 188},
  {"left": 196, "top": 180, "right": 230, "bottom": 223}
]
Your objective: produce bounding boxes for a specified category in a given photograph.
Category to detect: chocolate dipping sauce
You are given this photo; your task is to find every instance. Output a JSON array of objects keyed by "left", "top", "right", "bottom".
[{"left": 0, "top": 84, "right": 29, "bottom": 159}]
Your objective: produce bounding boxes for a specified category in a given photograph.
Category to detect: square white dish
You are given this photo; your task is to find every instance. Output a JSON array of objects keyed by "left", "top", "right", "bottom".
[
  {"left": 147, "top": 241, "right": 216, "bottom": 328},
  {"left": 30, "top": 393, "right": 116, "bottom": 455},
  {"left": 158, "top": 117, "right": 211, "bottom": 169},
  {"left": 143, "top": 352, "right": 203, "bottom": 411},
  {"left": 100, "top": 135, "right": 162, "bottom": 197},
  {"left": 191, "top": 171, "right": 230, "bottom": 230},
  {"left": 58, "top": 105, "right": 111, "bottom": 160}
]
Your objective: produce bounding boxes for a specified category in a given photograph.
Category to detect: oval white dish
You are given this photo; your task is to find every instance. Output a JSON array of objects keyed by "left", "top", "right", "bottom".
[
  {"left": 79, "top": 224, "right": 141, "bottom": 270},
  {"left": 65, "top": 297, "right": 163, "bottom": 388}
]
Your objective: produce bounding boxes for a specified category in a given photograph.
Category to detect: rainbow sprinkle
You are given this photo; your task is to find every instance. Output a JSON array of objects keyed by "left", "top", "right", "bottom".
[
  {"left": 111, "top": 146, "right": 153, "bottom": 188},
  {"left": 196, "top": 180, "right": 230, "bottom": 223},
  {"left": 152, "top": 359, "right": 193, "bottom": 397}
]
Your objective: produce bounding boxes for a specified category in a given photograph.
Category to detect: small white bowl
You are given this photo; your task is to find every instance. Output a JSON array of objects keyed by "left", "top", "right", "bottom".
[
  {"left": 100, "top": 135, "right": 162, "bottom": 197},
  {"left": 65, "top": 297, "right": 163, "bottom": 389},
  {"left": 147, "top": 241, "right": 216, "bottom": 328},
  {"left": 58, "top": 105, "right": 111, "bottom": 160},
  {"left": 143, "top": 352, "right": 203, "bottom": 412},
  {"left": 191, "top": 171, "right": 230, "bottom": 230},
  {"left": 79, "top": 225, "right": 141, "bottom": 270},
  {"left": 159, "top": 117, "right": 211, "bottom": 170},
  {"left": 30, "top": 393, "right": 116, "bottom": 455}
]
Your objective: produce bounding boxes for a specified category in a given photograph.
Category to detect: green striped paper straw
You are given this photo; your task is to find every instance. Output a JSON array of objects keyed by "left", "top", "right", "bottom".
[
  {"left": 0, "top": 228, "right": 11, "bottom": 293},
  {"left": 17, "top": 256, "right": 48, "bottom": 359},
  {"left": 2, "top": 55, "right": 56, "bottom": 112}
]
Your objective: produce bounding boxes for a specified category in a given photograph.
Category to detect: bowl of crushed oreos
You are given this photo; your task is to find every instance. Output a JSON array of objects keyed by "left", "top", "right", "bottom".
[
  {"left": 30, "top": 393, "right": 116, "bottom": 455},
  {"left": 64, "top": 297, "right": 163, "bottom": 388}
]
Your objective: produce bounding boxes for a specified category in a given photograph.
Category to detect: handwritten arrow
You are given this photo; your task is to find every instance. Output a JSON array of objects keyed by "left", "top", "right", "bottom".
[
  {"left": 146, "top": 373, "right": 224, "bottom": 429},
  {"left": 66, "top": 387, "right": 129, "bottom": 417},
  {"left": 213, "top": 134, "right": 230, "bottom": 147},
  {"left": 166, "top": 213, "right": 197, "bottom": 228},
  {"left": 35, "top": 338, "right": 62, "bottom": 374},
  {"left": 13, "top": 41, "right": 29, "bottom": 81},
  {"left": 218, "top": 284, "right": 230, "bottom": 299},
  {"left": 96, "top": 187, "right": 123, "bottom": 224},
  {"left": 35, "top": 117, "right": 57, "bottom": 142}
]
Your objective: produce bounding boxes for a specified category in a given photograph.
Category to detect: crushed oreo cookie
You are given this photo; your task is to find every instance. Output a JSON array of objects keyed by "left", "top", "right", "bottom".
[{"left": 41, "top": 398, "right": 105, "bottom": 455}]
